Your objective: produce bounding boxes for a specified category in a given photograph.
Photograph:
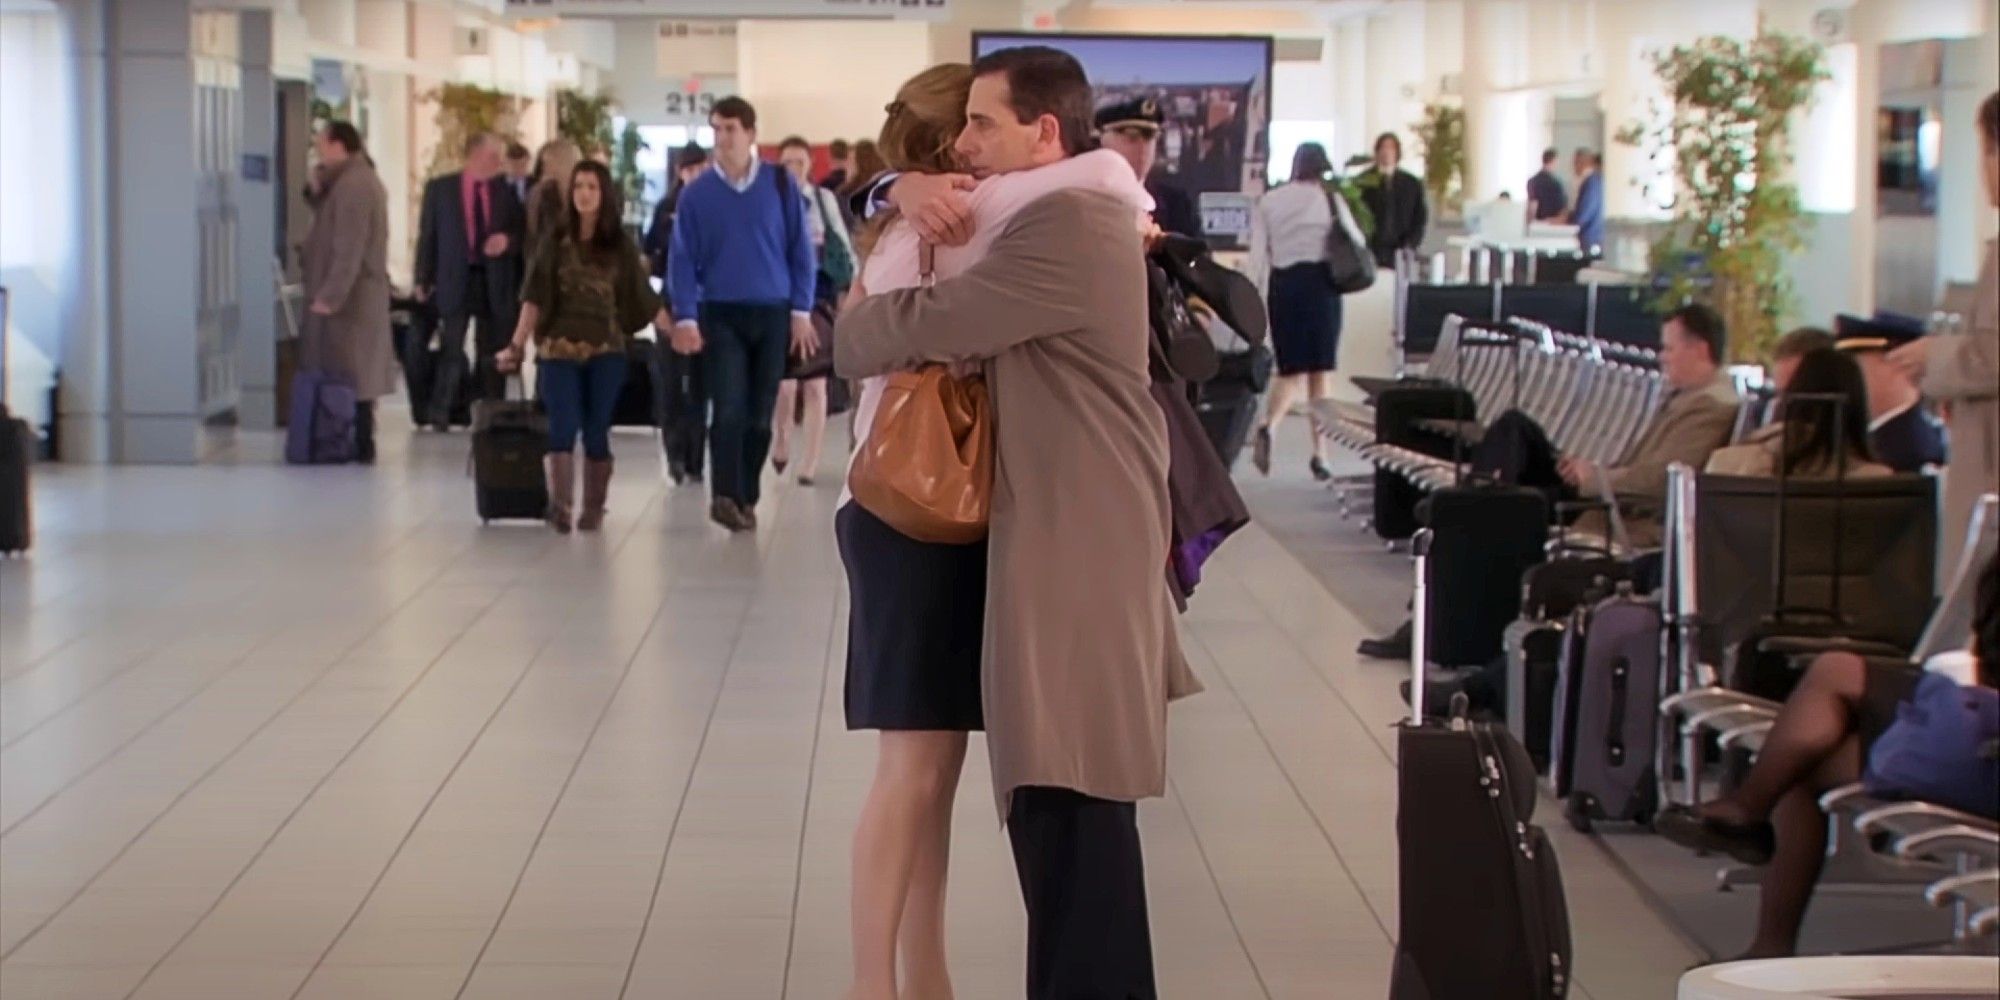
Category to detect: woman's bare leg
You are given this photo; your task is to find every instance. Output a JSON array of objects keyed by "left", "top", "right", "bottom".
[
  {"left": 848, "top": 731, "right": 967, "bottom": 1000},
  {"left": 772, "top": 379, "right": 798, "bottom": 469},
  {"left": 1705, "top": 652, "right": 1867, "bottom": 824},
  {"left": 897, "top": 733, "right": 968, "bottom": 999},
  {"left": 1305, "top": 371, "right": 1335, "bottom": 461},
  {"left": 799, "top": 378, "right": 830, "bottom": 482}
]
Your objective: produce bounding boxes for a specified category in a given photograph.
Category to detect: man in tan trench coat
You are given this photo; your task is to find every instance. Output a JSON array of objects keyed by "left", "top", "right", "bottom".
[
  {"left": 302, "top": 122, "right": 395, "bottom": 462},
  {"left": 836, "top": 47, "right": 1199, "bottom": 999}
]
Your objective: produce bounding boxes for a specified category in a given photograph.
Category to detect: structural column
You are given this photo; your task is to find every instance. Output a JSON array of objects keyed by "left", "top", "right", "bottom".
[
  {"left": 105, "top": 0, "right": 202, "bottom": 462},
  {"left": 237, "top": 11, "right": 278, "bottom": 430}
]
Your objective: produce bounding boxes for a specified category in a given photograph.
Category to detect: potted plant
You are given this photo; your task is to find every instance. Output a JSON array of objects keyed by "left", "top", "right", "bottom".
[
  {"left": 556, "top": 88, "right": 616, "bottom": 161},
  {"left": 1617, "top": 31, "right": 1827, "bottom": 361},
  {"left": 1410, "top": 101, "right": 1466, "bottom": 219}
]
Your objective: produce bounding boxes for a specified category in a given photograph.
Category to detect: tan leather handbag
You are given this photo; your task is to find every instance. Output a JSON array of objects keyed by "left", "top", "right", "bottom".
[{"left": 846, "top": 244, "right": 994, "bottom": 544}]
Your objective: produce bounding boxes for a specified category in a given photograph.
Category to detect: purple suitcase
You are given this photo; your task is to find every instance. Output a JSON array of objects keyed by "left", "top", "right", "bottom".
[{"left": 285, "top": 370, "right": 356, "bottom": 465}]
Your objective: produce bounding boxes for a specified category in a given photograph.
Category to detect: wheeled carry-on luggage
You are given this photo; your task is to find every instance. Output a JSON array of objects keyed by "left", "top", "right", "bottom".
[
  {"left": 470, "top": 395, "right": 548, "bottom": 523},
  {"left": 1554, "top": 587, "right": 1665, "bottom": 830},
  {"left": 0, "top": 285, "right": 30, "bottom": 556},
  {"left": 1394, "top": 529, "right": 1573, "bottom": 1000},
  {"left": 285, "top": 369, "right": 358, "bottom": 465},
  {"left": 1506, "top": 556, "right": 1633, "bottom": 771}
]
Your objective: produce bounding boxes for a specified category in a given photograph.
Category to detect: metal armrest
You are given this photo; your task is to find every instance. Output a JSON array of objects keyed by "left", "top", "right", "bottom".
[
  {"left": 1972, "top": 905, "right": 1999, "bottom": 936},
  {"left": 1898, "top": 827, "right": 2000, "bottom": 866},
  {"left": 1680, "top": 704, "right": 1779, "bottom": 738},
  {"left": 1818, "top": 782, "right": 1877, "bottom": 814},
  {"left": 1856, "top": 801, "right": 2000, "bottom": 842},
  {"left": 1662, "top": 687, "right": 1782, "bottom": 719},
  {"left": 1924, "top": 869, "right": 1999, "bottom": 910},
  {"left": 1717, "top": 721, "right": 1772, "bottom": 755}
]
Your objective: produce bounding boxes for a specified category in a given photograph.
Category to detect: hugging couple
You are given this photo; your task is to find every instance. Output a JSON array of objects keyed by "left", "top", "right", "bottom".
[{"left": 830, "top": 47, "right": 1200, "bottom": 1000}]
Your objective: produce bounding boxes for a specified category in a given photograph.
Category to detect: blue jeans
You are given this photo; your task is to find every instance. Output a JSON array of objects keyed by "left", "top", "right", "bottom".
[
  {"left": 699, "top": 302, "right": 790, "bottom": 506},
  {"left": 538, "top": 353, "right": 628, "bottom": 459}
]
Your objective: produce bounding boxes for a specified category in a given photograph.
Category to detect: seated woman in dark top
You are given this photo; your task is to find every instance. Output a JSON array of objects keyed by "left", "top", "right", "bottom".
[
  {"left": 1656, "top": 554, "right": 2000, "bottom": 960},
  {"left": 498, "top": 161, "right": 670, "bottom": 534}
]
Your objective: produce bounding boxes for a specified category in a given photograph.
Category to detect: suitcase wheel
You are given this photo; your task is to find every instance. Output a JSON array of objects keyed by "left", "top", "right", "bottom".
[{"left": 1564, "top": 793, "right": 1595, "bottom": 834}]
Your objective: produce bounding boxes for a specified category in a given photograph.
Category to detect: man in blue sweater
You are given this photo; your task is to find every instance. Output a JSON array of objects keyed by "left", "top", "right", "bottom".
[{"left": 669, "top": 97, "right": 819, "bottom": 531}]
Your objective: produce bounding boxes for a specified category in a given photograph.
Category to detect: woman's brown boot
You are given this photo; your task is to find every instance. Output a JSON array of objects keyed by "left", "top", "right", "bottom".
[
  {"left": 545, "top": 452, "right": 575, "bottom": 534},
  {"left": 577, "top": 457, "right": 613, "bottom": 531}
]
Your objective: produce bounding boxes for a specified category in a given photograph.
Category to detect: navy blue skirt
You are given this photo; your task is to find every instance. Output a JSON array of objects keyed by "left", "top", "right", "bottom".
[
  {"left": 837, "top": 502, "right": 987, "bottom": 732},
  {"left": 1268, "top": 262, "right": 1343, "bottom": 375}
]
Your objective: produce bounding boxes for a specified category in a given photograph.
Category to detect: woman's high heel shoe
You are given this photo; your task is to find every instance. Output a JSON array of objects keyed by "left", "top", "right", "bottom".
[
  {"left": 1252, "top": 427, "right": 1273, "bottom": 477},
  {"left": 1310, "top": 456, "right": 1332, "bottom": 482}
]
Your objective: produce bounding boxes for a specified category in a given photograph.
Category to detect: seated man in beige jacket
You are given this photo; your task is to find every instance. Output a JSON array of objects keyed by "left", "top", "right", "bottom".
[
  {"left": 1561, "top": 303, "right": 1742, "bottom": 549},
  {"left": 1360, "top": 304, "right": 1741, "bottom": 662}
]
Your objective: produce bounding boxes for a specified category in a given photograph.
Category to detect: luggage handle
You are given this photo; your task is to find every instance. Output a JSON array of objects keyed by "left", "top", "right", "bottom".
[{"left": 1410, "top": 527, "right": 1432, "bottom": 723}]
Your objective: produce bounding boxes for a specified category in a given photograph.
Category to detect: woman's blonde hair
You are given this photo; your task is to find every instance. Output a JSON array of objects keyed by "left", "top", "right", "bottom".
[{"left": 855, "top": 63, "right": 973, "bottom": 258}]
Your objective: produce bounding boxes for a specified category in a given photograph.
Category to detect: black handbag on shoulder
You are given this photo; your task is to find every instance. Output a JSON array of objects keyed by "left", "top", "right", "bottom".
[{"left": 1323, "top": 185, "right": 1378, "bottom": 294}]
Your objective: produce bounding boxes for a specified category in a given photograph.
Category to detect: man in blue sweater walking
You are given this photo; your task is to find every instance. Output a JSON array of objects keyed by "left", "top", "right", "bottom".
[{"left": 669, "top": 97, "right": 819, "bottom": 531}]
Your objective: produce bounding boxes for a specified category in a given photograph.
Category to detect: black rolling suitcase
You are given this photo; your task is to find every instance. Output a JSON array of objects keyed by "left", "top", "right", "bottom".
[
  {"left": 611, "top": 337, "right": 664, "bottom": 428},
  {"left": 470, "top": 392, "right": 548, "bottom": 524},
  {"left": 395, "top": 299, "right": 472, "bottom": 428},
  {"left": 1372, "top": 383, "right": 1475, "bottom": 540},
  {"left": 1395, "top": 531, "right": 1573, "bottom": 1000},
  {"left": 0, "top": 287, "right": 29, "bottom": 556}
]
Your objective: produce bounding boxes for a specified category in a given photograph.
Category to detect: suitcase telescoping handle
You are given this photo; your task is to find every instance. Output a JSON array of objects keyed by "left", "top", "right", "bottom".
[
  {"left": 1769, "top": 391, "right": 1848, "bottom": 623},
  {"left": 1410, "top": 527, "right": 1433, "bottom": 723}
]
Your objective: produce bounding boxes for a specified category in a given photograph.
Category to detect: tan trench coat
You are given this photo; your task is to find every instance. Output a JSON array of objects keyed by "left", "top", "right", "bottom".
[
  {"left": 301, "top": 156, "right": 396, "bottom": 400},
  {"left": 834, "top": 189, "right": 1202, "bottom": 818},
  {"left": 1927, "top": 239, "right": 2000, "bottom": 569}
]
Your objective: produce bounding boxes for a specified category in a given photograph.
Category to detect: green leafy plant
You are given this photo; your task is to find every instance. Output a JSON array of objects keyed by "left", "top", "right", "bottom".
[
  {"left": 1410, "top": 102, "right": 1466, "bottom": 218},
  {"left": 421, "top": 83, "right": 516, "bottom": 179},
  {"left": 556, "top": 88, "right": 616, "bottom": 160},
  {"left": 1616, "top": 31, "right": 1827, "bottom": 361},
  {"left": 613, "top": 120, "right": 649, "bottom": 223}
]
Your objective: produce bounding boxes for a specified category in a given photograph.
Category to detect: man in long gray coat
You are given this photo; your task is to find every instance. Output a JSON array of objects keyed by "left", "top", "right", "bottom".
[
  {"left": 836, "top": 47, "right": 1198, "bottom": 999},
  {"left": 303, "top": 122, "right": 395, "bottom": 462}
]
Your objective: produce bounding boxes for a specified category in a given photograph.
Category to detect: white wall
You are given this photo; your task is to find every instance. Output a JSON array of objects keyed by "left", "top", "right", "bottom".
[
  {"left": 0, "top": 7, "right": 79, "bottom": 430},
  {"left": 736, "top": 19, "right": 934, "bottom": 143}
]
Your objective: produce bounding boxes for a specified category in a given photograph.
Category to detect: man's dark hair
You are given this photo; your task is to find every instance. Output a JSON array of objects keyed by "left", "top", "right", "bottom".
[
  {"left": 506, "top": 142, "right": 530, "bottom": 161},
  {"left": 565, "top": 160, "right": 622, "bottom": 251},
  {"left": 779, "top": 135, "right": 811, "bottom": 153},
  {"left": 711, "top": 96, "right": 757, "bottom": 132},
  {"left": 1981, "top": 90, "right": 1998, "bottom": 149},
  {"left": 829, "top": 138, "right": 851, "bottom": 159},
  {"left": 1374, "top": 132, "right": 1402, "bottom": 161},
  {"left": 1666, "top": 303, "right": 1727, "bottom": 365},
  {"left": 462, "top": 131, "right": 496, "bottom": 159},
  {"left": 1575, "top": 146, "right": 1599, "bottom": 166},
  {"left": 1291, "top": 142, "right": 1332, "bottom": 183},
  {"left": 1542, "top": 147, "right": 1558, "bottom": 165},
  {"left": 971, "top": 46, "right": 1096, "bottom": 157},
  {"left": 324, "top": 121, "right": 365, "bottom": 156},
  {"left": 1773, "top": 325, "right": 1834, "bottom": 362}
]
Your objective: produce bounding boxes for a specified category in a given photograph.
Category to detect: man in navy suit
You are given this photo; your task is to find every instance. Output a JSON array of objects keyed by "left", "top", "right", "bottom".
[
  {"left": 413, "top": 132, "right": 526, "bottom": 428},
  {"left": 1836, "top": 312, "right": 1947, "bottom": 473}
]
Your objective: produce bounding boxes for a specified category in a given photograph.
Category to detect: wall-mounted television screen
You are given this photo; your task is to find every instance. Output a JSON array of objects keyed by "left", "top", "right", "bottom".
[{"left": 971, "top": 32, "right": 1273, "bottom": 247}]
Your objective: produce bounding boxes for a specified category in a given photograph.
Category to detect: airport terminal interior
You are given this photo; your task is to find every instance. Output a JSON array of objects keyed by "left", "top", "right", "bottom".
[{"left": 2, "top": 1, "right": 1999, "bottom": 998}]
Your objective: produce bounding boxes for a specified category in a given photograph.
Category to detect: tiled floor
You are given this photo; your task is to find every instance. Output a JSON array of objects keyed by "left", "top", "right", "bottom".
[{"left": 0, "top": 421, "right": 1701, "bottom": 999}]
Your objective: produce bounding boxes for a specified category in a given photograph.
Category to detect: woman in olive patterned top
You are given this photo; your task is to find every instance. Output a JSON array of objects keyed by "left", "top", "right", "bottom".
[{"left": 498, "top": 160, "right": 670, "bottom": 533}]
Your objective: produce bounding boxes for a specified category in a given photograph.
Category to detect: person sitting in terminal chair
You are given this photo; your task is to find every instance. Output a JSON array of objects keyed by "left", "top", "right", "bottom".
[
  {"left": 1359, "top": 304, "right": 1741, "bottom": 662},
  {"left": 1655, "top": 555, "right": 1999, "bottom": 961}
]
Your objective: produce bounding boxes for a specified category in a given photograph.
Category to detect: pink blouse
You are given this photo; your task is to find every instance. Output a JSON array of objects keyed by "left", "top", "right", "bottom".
[{"left": 842, "top": 150, "right": 1155, "bottom": 501}]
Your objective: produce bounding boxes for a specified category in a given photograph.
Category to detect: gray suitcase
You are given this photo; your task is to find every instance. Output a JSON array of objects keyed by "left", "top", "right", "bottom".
[{"left": 1554, "top": 589, "right": 1664, "bottom": 830}]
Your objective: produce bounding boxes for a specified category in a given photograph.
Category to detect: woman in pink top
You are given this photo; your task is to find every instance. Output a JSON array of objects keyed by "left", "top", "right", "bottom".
[{"left": 836, "top": 64, "right": 1153, "bottom": 1000}]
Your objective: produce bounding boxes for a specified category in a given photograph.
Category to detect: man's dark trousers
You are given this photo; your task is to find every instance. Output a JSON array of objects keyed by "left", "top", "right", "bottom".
[
  {"left": 433, "top": 267, "right": 513, "bottom": 424},
  {"left": 1007, "top": 785, "right": 1158, "bottom": 1000},
  {"left": 699, "top": 302, "right": 790, "bottom": 508}
]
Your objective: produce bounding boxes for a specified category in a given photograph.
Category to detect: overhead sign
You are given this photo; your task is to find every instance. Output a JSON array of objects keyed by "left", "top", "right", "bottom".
[
  {"left": 656, "top": 19, "right": 736, "bottom": 75},
  {"left": 622, "top": 75, "right": 739, "bottom": 127},
  {"left": 506, "top": 0, "right": 951, "bottom": 18}
]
